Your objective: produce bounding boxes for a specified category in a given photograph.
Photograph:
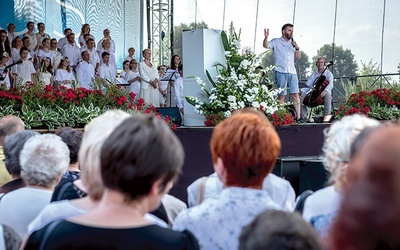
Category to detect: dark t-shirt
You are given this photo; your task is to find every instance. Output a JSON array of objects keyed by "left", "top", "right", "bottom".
[{"left": 25, "top": 220, "right": 199, "bottom": 250}]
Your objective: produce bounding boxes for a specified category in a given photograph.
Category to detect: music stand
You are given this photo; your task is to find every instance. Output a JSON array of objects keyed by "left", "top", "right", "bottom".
[{"left": 161, "top": 69, "right": 180, "bottom": 107}]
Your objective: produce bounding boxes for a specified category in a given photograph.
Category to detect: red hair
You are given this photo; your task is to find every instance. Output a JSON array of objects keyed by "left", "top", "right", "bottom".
[{"left": 210, "top": 110, "right": 281, "bottom": 188}]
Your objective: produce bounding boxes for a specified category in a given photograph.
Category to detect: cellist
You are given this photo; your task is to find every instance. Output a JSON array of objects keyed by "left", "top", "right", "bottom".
[{"left": 300, "top": 57, "right": 334, "bottom": 121}]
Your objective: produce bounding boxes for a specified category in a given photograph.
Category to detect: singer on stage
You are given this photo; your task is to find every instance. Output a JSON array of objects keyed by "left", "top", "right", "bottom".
[{"left": 263, "top": 23, "right": 302, "bottom": 122}]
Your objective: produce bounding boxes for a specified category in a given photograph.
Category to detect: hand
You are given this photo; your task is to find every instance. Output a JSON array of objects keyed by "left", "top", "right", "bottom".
[
  {"left": 320, "top": 90, "right": 327, "bottom": 98},
  {"left": 264, "top": 28, "right": 269, "bottom": 38},
  {"left": 292, "top": 40, "right": 299, "bottom": 50},
  {"left": 179, "top": 108, "right": 184, "bottom": 114}
]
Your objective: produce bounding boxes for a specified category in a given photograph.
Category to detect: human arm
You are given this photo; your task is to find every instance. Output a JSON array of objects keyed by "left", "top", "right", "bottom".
[
  {"left": 262, "top": 28, "right": 269, "bottom": 48},
  {"left": 292, "top": 39, "right": 301, "bottom": 59}
]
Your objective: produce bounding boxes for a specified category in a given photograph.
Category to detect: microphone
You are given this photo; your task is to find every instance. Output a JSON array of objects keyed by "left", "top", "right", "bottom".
[
  {"left": 4, "top": 59, "right": 23, "bottom": 70},
  {"left": 290, "top": 36, "right": 296, "bottom": 48}
]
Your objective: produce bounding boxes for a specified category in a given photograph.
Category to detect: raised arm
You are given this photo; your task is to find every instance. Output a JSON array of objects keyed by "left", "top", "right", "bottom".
[{"left": 262, "top": 28, "right": 269, "bottom": 48}]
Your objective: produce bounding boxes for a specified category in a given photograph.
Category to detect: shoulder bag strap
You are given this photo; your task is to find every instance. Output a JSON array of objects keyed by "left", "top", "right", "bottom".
[{"left": 196, "top": 176, "right": 209, "bottom": 205}]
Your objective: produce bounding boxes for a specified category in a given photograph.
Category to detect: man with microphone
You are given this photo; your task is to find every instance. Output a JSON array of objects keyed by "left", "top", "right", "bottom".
[{"left": 263, "top": 23, "right": 302, "bottom": 122}]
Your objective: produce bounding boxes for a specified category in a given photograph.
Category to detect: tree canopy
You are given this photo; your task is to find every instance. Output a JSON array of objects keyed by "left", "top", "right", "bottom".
[
  {"left": 173, "top": 21, "right": 208, "bottom": 56},
  {"left": 312, "top": 43, "right": 358, "bottom": 78}
]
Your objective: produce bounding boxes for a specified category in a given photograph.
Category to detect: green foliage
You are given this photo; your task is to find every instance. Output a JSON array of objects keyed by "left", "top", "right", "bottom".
[
  {"left": 312, "top": 43, "right": 358, "bottom": 78},
  {"left": 173, "top": 21, "right": 209, "bottom": 56}
]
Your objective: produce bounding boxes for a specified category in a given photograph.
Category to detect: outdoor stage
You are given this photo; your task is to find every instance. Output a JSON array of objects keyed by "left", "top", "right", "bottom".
[{"left": 170, "top": 123, "right": 331, "bottom": 203}]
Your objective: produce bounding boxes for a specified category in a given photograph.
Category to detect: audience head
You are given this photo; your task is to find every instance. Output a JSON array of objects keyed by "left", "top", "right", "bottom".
[
  {"left": 67, "top": 33, "right": 75, "bottom": 44},
  {"left": 240, "top": 210, "right": 323, "bottom": 250},
  {"left": 130, "top": 59, "right": 138, "bottom": 69},
  {"left": 20, "top": 47, "right": 29, "bottom": 59},
  {"left": 3, "top": 130, "right": 39, "bottom": 177},
  {"left": 42, "top": 38, "right": 50, "bottom": 48},
  {"left": 55, "top": 127, "right": 83, "bottom": 165},
  {"left": 0, "top": 30, "right": 7, "bottom": 43},
  {"left": 86, "top": 38, "right": 95, "bottom": 49},
  {"left": 39, "top": 57, "right": 52, "bottom": 73},
  {"left": 101, "top": 39, "right": 111, "bottom": 49},
  {"left": 79, "top": 110, "right": 131, "bottom": 200},
  {"left": 103, "top": 29, "right": 110, "bottom": 37},
  {"left": 37, "top": 22, "right": 45, "bottom": 32},
  {"left": 142, "top": 48, "right": 151, "bottom": 59},
  {"left": 321, "top": 114, "right": 379, "bottom": 191},
  {"left": 128, "top": 47, "right": 135, "bottom": 55},
  {"left": 122, "top": 60, "right": 130, "bottom": 70},
  {"left": 7, "top": 23, "right": 16, "bottom": 33},
  {"left": 20, "top": 134, "right": 70, "bottom": 189},
  {"left": 59, "top": 56, "right": 71, "bottom": 71},
  {"left": 26, "top": 21, "right": 34, "bottom": 31},
  {"left": 210, "top": 108, "right": 281, "bottom": 188},
  {"left": 22, "top": 37, "right": 30, "bottom": 48},
  {"left": 50, "top": 38, "right": 58, "bottom": 49},
  {"left": 81, "top": 50, "right": 90, "bottom": 62},
  {"left": 0, "top": 115, "right": 25, "bottom": 145},
  {"left": 63, "top": 28, "right": 72, "bottom": 36},
  {"left": 100, "top": 114, "right": 184, "bottom": 205},
  {"left": 329, "top": 124, "right": 400, "bottom": 250}
]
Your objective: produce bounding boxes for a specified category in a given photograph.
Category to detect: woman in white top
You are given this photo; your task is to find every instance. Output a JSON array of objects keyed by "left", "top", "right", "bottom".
[
  {"left": 139, "top": 49, "right": 160, "bottom": 106},
  {"left": 35, "top": 22, "right": 50, "bottom": 50},
  {"left": 54, "top": 57, "right": 75, "bottom": 89},
  {"left": 124, "top": 59, "right": 141, "bottom": 100},
  {"left": 50, "top": 38, "right": 62, "bottom": 69},
  {"left": 37, "top": 57, "right": 54, "bottom": 86},
  {"left": 78, "top": 24, "right": 94, "bottom": 47},
  {"left": 119, "top": 60, "right": 130, "bottom": 79},
  {"left": 11, "top": 37, "right": 22, "bottom": 63},
  {"left": 37, "top": 38, "right": 53, "bottom": 65},
  {"left": 157, "top": 65, "right": 168, "bottom": 107},
  {"left": 0, "top": 52, "right": 12, "bottom": 89},
  {"left": 23, "top": 22, "right": 37, "bottom": 52}
]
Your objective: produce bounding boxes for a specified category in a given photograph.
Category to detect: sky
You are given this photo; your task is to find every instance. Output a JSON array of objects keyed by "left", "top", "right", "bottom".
[{"left": 174, "top": 0, "right": 400, "bottom": 82}]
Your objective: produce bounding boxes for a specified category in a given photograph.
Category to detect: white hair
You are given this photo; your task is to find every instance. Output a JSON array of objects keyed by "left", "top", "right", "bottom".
[
  {"left": 322, "top": 114, "right": 380, "bottom": 191},
  {"left": 79, "top": 110, "right": 131, "bottom": 200},
  {"left": 20, "top": 134, "right": 70, "bottom": 188}
]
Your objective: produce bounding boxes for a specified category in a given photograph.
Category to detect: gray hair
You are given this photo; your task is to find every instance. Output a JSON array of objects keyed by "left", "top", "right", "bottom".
[
  {"left": 3, "top": 130, "right": 39, "bottom": 177},
  {"left": 321, "top": 114, "right": 379, "bottom": 191},
  {"left": 0, "top": 115, "right": 25, "bottom": 145},
  {"left": 79, "top": 110, "right": 131, "bottom": 200},
  {"left": 20, "top": 134, "right": 70, "bottom": 188}
]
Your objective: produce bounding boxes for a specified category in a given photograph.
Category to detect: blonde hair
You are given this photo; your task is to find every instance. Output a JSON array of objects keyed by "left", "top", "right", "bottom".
[
  {"left": 78, "top": 110, "right": 131, "bottom": 200},
  {"left": 322, "top": 114, "right": 379, "bottom": 191}
]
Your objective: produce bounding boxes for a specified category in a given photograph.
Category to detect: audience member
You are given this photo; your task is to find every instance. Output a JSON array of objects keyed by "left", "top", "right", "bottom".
[
  {"left": 173, "top": 109, "right": 282, "bottom": 249},
  {"left": 0, "top": 130, "right": 39, "bottom": 196},
  {"left": 0, "top": 116, "right": 25, "bottom": 187},
  {"left": 0, "top": 134, "right": 69, "bottom": 238},
  {"left": 24, "top": 114, "right": 199, "bottom": 249},
  {"left": 139, "top": 48, "right": 160, "bottom": 106},
  {"left": 301, "top": 114, "right": 379, "bottom": 237},
  {"left": 0, "top": 224, "right": 21, "bottom": 250},
  {"left": 76, "top": 50, "right": 95, "bottom": 89},
  {"left": 329, "top": 124, "right": 400, "bottom": 250},
  {"left": 55, "top": 127, "right": 83, "bottom": 181},
  {"left": 54, "top": 56, "right": 75, "bottom": 89},
  {"left": 21, "top": 37, "right": 34, "bottom": 60},
  {"left": 239, "top": 210, "right": 323, "bottom": 250},
  {"left": 120, "top": 60, "right": 130, "bottom": 79}
]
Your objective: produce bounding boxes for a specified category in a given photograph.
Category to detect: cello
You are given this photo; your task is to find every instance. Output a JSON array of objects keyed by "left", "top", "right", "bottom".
[{"left": 302, "top": 61, "right": 334, "bottom": 108}]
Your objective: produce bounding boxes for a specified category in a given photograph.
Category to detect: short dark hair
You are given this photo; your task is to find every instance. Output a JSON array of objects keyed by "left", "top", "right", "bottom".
[
  {"left": 3, "top": 130, "right": 39, "bottom": 176},
  {"left": 281, "top": 23, "right": 293, "bottom": 31},
  {"left": 240, "top": 210, "right": 323, "bottom": 250},
  {"left": 55, "top": 127, "right": 83, "bottom": 164},
  {"left": 101, "top": 51, "right": 110, "bottom": 58},
  {"left": 100, "top": 114, "right": 184, "bottom": 201},
  {"left": 26, "top": 21, "right": 34, "bottom": 29},
  {"left": 64, "top": 28, "right": 72, "bottom": 34}
]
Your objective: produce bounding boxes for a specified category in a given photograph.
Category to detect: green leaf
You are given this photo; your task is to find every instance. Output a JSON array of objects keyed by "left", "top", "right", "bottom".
[{"left": 221, "top": 31, "right": 229, "bottom": 51}]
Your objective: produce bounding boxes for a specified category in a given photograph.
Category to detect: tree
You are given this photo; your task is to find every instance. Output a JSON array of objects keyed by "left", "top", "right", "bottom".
[
  {"left": 260, "top": 50, "right": 310, "bottom": 81},
  {"left": 312, "top": 43, "right": 358, "bottom": 78},
  {"left": 173, "top": 21, "right": 208, "bottom": 56}
]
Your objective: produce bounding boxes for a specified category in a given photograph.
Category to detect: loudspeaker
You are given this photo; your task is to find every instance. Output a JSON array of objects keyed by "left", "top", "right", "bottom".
[
  {"left": 156, "top": 107, "right": 182, "bottom": 126},
  {"left": 299, "top": 159, "right": 330, "bottom": 193}
]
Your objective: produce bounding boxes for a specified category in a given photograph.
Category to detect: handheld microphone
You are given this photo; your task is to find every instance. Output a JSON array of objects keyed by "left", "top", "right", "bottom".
[
  {"left": 290, "top": 36, "right": 296, "bottom": 47},
  {"left": 325, "top": 61, "right": 334, "bottom": 67}
]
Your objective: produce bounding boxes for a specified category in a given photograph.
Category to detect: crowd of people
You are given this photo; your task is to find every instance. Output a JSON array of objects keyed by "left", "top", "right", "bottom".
[
  {"left": 0, "top": 110, "right": 399, "bottom": 249},
  {"left": 0, "top": 22, "right": 184, "bottom": 109}
]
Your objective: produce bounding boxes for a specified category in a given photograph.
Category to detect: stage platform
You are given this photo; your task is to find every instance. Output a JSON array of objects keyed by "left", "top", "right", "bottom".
[{"left": 171, "top": 123, "right": 331, "bottom": 203}]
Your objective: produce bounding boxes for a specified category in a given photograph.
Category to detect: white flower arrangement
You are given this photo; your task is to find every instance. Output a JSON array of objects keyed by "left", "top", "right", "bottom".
[{"left": 186, "top": 23, "right": 295, "bottom": 126}]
